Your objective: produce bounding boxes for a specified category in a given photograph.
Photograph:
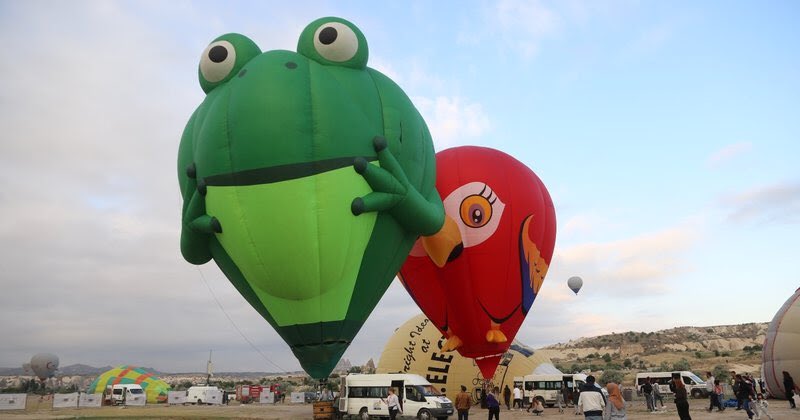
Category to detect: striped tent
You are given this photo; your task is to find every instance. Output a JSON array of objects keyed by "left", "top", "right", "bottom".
[{"left": 87, "top": 365, "right": 171, "bottom": 404}]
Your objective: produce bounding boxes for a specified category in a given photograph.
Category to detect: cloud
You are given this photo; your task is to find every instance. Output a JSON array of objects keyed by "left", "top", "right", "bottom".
[
  {"left": 412, "top": 96, "right": 491, "bottom": 150},
  {"left": 720, "top": 181, "right": 800, "bottom": 224},
  {"left": 707, "top": 142, "right": 753, "bottom": 168},
  {"left": 550, "top": 224, "right": 700, "bottom": 297},
  {"left": 487, "top": 0, "right": 562, "bottom": 58}
]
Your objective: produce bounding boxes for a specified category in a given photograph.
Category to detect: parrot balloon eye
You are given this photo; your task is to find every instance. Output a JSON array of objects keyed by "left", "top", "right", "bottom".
[
  {"left": 444, "top": 182, "right": 504, "bottom": 247},
  {"left": 200, "top": 40, "right": 236, "bottom": 83},
  {"left": 313, "top": 22, "right": 359, "bottom": 62}
]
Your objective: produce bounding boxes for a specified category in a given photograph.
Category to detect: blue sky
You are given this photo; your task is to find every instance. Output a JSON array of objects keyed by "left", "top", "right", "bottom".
[{"left": 0, "top": 1, "right": 797, "bottom": 373}]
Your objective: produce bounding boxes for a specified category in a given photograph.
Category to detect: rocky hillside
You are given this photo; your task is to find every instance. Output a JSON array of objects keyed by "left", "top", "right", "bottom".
[{"left": 538, "top": 323, "right": 768, "bottom": 383}]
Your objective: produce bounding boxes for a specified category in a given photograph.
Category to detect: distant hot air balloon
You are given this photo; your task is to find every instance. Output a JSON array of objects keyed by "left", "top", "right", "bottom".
[
  {"left": 30, "top": 353, "right": 59, "bottom": 381},
  {"left": 177, "top": 17, "right": 445, "bottom": 379},
  {"left": 400, "top": 146, "right": 556, "bottom": 379},
  {"left": 567, "top": 276, "right": 583, "bottom": 295},
  {"left": 762, "top": 287, "right": 800, "bottom": 399}
]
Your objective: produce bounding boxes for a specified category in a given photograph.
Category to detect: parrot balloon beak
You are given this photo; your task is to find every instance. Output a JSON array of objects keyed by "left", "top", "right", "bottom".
[{"left": 421, "top": 215, "right": 463, "bottom": 268}]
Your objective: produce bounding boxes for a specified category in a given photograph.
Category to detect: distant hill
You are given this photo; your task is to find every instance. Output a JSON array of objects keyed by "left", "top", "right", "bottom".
[{"left": 537, "top": 322, "right": 767, "bottom": 383}]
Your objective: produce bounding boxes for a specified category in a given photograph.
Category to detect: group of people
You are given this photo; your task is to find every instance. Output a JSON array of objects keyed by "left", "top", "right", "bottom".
[{"left": 410, "top": 370, "right": 799, "bottom": 420}]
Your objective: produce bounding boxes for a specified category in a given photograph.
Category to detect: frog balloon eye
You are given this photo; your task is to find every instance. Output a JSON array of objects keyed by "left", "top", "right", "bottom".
[
  {"left": 200, "top": 40, "right": 236, "bottom": 83},
  {"left": 313, "top": 22, "right": 359, "bottom": 62}
]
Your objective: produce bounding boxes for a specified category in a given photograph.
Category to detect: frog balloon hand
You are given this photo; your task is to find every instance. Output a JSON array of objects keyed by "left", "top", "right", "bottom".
[{"left": 352, "top": 136, "right": 444, "bottom": 236}]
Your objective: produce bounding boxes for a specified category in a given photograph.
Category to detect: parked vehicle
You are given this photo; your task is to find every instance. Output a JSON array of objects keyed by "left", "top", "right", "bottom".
[
  {"left": 339, "top": 373, "right": 453, "bottom": 420},
  {"left": 187, "top": 385, "right": 223, "bottom": 405},
  {"left": 106, "top": 384, "right": 146, "bottom": 406},
  {"left": 236, "top": 384, "right": 263, "bottom": 404},
  {"left": 513, "top": 373, "right": 588, "bottom": 407},
  {"left": 635, "top": 371, "right": 708, "bottom": 398}
]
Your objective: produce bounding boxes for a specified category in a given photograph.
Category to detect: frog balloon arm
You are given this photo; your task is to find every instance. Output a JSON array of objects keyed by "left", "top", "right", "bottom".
[
  {"left": 180, "top": 191, "right": 214, "bottom": 265},
  {"left": 352, "top": 136, "right": 445, "bottom": 236}
]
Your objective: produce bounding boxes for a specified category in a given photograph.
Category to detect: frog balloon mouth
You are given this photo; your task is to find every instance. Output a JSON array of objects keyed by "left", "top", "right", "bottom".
[{"left": 204, "top": 155, "right": 377, "bottom": 186}]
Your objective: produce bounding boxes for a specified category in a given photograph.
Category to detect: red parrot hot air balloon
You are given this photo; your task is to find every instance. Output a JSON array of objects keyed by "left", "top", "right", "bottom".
[{"left": 400, "top": 146, "right": 556, "bottom": 379}]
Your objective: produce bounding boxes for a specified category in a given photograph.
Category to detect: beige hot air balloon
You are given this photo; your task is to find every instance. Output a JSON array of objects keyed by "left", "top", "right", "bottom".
[
  {"left": 762, "top": 287, "right": 800, "bottom": 399},
  {"left": 377, "top": 313, "right": 556, "bottom": 403}
]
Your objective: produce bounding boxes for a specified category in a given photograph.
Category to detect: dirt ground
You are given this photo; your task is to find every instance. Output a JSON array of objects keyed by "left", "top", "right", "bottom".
[{"left": 3, "top": 398, "right": 798, "bottom": 419}]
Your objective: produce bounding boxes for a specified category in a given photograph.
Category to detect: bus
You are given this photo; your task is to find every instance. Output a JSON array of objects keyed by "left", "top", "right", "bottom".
[
  {"left": 513, "top": 373, "right": 588, "bottom": 407},
  {"left": 338, "top": 373, "right": 454, "bottom": 420},
  {"left": 635, "top": 371, "right": 708, "bottom": 399}
]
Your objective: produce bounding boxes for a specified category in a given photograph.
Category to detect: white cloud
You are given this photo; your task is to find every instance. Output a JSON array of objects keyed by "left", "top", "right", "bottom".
[
  {"left": 550, "top": 224, "right": 700, "bottom": 297},
  {"left": 412, "top": 96, "right": 491, "bottom": 150},
  {"left": 707, "top": 141, "right": 753, "bottom": 168},
  {"left": 490, "top": 0, "right": 562, "bottom": 58},
  {"left": 720, "top": 181, "right": 800, "bottom": 224}
]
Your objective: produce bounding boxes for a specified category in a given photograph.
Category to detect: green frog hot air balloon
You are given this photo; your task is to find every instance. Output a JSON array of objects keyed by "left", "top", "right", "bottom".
[{"left": 178, "top": 17, "right": 452, "bottom": 379}]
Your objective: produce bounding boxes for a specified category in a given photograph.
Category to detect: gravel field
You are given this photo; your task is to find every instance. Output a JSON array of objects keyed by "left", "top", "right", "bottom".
[{"left": 4, "top": 398, "right": 799, "bottom": 419}]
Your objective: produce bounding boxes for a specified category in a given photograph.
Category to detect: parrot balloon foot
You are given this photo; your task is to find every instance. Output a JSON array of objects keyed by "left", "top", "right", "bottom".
[
  {"left": 442, "top": 335, "right": 463, "bottom": 352},
  {"left": 485, "top": 328, "right": 508, "bottom": 343}
]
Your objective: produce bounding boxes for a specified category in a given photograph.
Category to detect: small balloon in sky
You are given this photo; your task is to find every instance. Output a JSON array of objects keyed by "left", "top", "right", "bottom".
[{"left": 567, "top": 276, "right": 583, "bottom": 295}]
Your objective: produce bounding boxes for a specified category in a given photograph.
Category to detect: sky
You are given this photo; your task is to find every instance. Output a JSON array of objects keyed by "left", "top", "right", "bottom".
[{"left": 1, "top": 0, "right": 798, "bottom": 374}]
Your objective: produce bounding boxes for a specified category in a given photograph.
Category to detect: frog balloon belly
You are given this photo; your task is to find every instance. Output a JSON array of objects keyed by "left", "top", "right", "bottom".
[
  {"left": 205, "top": 166, "right": 377, "bottom": 326},
  {"left": 177, "top": 17, "right": 449, "bottom": 379}
]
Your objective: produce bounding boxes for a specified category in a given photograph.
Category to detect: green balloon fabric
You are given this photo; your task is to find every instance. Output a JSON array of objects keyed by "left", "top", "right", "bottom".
[{"left": 178, "top": 17, "right": 444, "bottom": 378}]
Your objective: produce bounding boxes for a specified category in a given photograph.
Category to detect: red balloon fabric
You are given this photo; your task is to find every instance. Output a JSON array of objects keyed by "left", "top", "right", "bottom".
[{"left": 400, "top": 146, "right": 556, "bottom": 379}]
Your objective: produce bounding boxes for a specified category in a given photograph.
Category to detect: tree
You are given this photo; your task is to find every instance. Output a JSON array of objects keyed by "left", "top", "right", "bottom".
[
  {"left": 694, "top": 351, "right": 703, "bottom": 359},
  {"left": 673, "top": 358, "right": 691, "bottom": 371},
  {"left": 599, "top": 370, "right": 625, "bottom": 386},
  {"left": 602, "top": 353, "right": 612, "bottom": 363},
  {"left": 348, "top": 366, "right": 363, "bottom": 374},
  {"left": 623, "top": 359, "right": 632, "bottom": 368}
]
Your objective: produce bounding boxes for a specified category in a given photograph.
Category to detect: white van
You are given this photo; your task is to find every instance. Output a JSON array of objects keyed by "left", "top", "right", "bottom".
[
  {"left": 339, "top": 373, "right": 453, "bottom": 420},
  {"left": 187, "top": 385, "right": 223, "bottom": 405},
  {"left": 108, "top": 384, "right": 146, "bottom": 406},
  {"left": 635, "top": 371, "right": 708, "bottom": 398},
  {"left": 513, "top": 373, "right": 588, "bottom": 407}
]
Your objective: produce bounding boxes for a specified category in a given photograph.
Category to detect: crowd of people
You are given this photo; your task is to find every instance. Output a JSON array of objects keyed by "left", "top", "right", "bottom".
[{"left": 448, "top": 370, "right": 799, "bottom": 420}]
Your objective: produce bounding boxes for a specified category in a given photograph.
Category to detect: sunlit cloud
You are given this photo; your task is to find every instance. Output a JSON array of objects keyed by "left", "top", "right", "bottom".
[
  {"left": 707, "top": 141, "right": 753, "bottom": 168},
  {"left": 412, "top": 96, "right": 491, "bottom": 150},
  {"left": 720, "top": 181, "right": 800, "bottom": 224}
]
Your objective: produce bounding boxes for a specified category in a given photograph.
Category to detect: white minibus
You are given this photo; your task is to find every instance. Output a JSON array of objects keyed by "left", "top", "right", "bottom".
[
  {"left": 513, "top": 373, "right": 588, "bottom": 407},
  {"left": 339, "top": 373, "right": 453, "bottom": 420},
  {"left": 635, "top": 371, "right": 708, "bottom": 398}
]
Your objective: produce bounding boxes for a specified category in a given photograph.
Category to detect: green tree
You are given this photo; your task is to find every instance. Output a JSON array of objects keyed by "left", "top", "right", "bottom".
[
  {"left": 694, "top": 351, "right": 703, "bottom": 359},
  {"left": 623, "top": 359, "right": 632, "bottom": 368},
  {"left": 673, "top": 358, "right": 691, "bottom": 371},
  {"left": 602, "top": 353, "right": 612, "bottom": 363},
  {"left": 599, "top": 370, "right": 625, "bottom": 386}
]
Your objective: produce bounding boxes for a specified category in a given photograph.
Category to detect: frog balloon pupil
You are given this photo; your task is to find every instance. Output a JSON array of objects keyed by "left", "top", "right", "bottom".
[
  {"left": 208, "top": 46, "right": 228, "bottom": 63},
  {"left": 319, "top": 27, "right": 337, "bottom": 45}
]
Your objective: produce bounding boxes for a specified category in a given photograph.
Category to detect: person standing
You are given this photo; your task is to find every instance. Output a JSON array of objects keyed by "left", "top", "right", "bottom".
[
  {"left": 736, "top": 374, "right": 755, "bottom": 419},
  {"left": 382, "top": 387, "right": 402, "bottom": 420},
  {"left": 784, "top": 371, "right": 799, "bottom": 409},
  {"left": 455, "top": 385, "right": 471, "bottom": 420},
  {"left": 652, "top": 380, "right": 664, "bottom": 410},
  {"left": 512, "top": 385, "right": 522, "bottom": 410},
  {"left": 486, "top": 387, "right": 501, "bottom": 420},
  {"left": 577, "top": 375, "right": 605, "bottom": 420},
  {"left": 711, "top": 379, "right": 725, "bottom": 411},
  {"left": 705, "top": 372, "right": 716, "bottom": 412},
  {"left": 605, "top": 383, "right": 627, "bottom": 420},
  {"left": 670, "top": 372, "right": 692, "bottom": 420},
  {"left": 503, "top": 385, "right": 511, "bottom": 410},
  {"left": 642, "top": 377, "right": 654, "bottom": 412}
]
